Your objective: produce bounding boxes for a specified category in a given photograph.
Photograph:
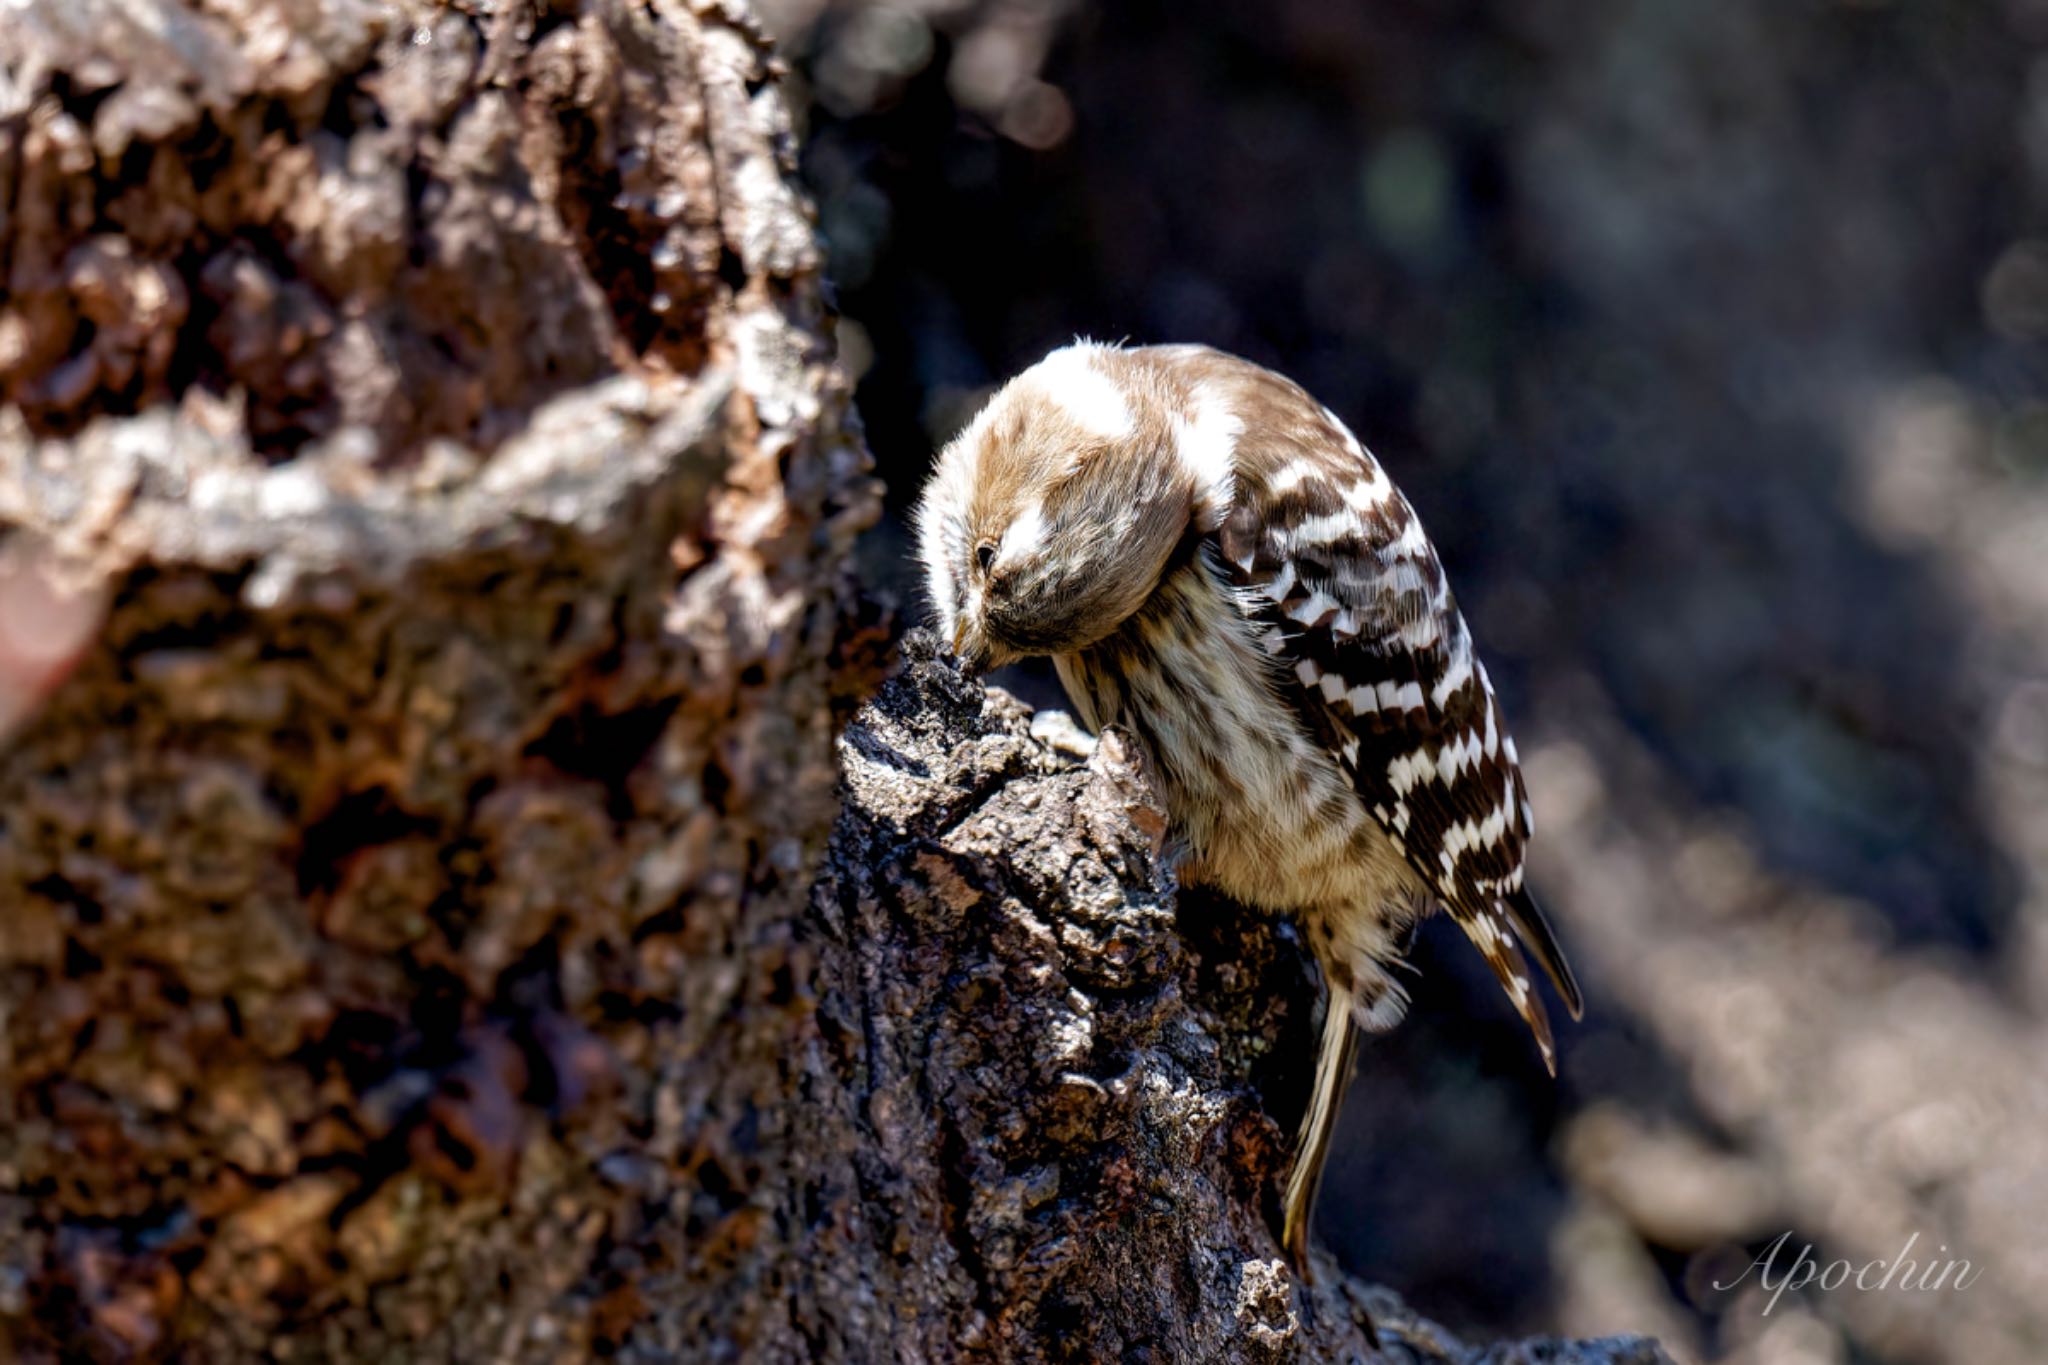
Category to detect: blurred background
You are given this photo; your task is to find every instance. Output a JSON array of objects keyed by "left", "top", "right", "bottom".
[{"left": 755, "top": 2, "right": 2048, "bottom": 1363}]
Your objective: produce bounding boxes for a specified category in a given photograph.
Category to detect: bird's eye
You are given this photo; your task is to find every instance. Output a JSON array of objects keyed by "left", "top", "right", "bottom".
[{"left": 974, "top": 541, "right": 998, "bottom": 576}]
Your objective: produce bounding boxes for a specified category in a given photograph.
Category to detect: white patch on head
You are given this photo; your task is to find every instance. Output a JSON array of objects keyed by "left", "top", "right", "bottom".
[
  {"left": 1025, "top": 343, "right": 1135, "bottom": 441},
  {"left": 916, "top": 507, "right": 955, "bottom": 629},
  {"left": 998, "top": 499, "right": 1047, "bottom": 565},
  {"left": 914, "top": 430, "right": 983, "bottom": 641},
  {"left": 1173, "top": 384, "right": 1241, "bottom": 530}
]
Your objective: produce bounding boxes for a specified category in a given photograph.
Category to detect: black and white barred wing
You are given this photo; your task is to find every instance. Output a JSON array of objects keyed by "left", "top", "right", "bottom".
[{"left": 1215, "top": 424, "right": 1583, "bottom": 1071}]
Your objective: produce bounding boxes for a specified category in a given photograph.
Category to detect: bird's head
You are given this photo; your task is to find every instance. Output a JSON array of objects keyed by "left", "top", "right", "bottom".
[{"left": 915, "top": 343, "right": 1221, "bottom": 672}]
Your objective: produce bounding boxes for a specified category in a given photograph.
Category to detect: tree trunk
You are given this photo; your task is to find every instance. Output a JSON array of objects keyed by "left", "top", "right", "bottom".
[{"left": 0, "top": 1, "right": 1670, "bottom": 1360}]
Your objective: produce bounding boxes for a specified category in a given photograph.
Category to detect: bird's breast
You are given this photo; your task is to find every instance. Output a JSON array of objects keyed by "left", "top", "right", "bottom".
[{"left": 1053, "top": 562, "right": 1416, "bottom": 921}]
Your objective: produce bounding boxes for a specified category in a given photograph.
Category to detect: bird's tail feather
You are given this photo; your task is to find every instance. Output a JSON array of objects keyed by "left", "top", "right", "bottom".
[{"left": 1501, "top": 885, "right": 1584, "bottom": 1020}]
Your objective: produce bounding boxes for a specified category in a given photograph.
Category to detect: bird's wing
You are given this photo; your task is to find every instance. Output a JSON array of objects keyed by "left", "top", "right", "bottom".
[{"left": 1212, "top": 397, "right": 1582, "bottom": 1071}]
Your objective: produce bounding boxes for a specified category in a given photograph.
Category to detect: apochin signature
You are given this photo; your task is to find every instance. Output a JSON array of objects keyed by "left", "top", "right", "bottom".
[{"left": 1715, "top": 1231, "right": 1983, "bottom": 1315}]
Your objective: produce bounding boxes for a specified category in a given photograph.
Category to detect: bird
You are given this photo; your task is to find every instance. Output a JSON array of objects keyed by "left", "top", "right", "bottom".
[{"left": 914, "top": 340, "right": 1583, "bottom": 1272}]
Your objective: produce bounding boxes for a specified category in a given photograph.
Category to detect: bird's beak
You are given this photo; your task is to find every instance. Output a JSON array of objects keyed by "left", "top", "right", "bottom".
[{"left": 951, "top": 618, "right": 989, "bottom": 677}]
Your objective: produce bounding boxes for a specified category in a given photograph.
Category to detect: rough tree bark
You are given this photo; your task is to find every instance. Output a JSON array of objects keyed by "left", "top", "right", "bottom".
[
  {"left": 797, "top": 634, "right": 1668, "bottom": 1364},
  {"left": 0, "top": 0, "right": 1670, "bottom": 1360}
]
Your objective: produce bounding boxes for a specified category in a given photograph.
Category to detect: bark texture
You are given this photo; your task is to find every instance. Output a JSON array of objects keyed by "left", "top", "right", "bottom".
[
  {"left": 0, "top": 0, "right": 1669, "bottom": 1360},
  {"left": 0, "top": 0, "right": 881, "bottom": 1356},
  {"left": 795, "top": 632, "right": 1669, "bottom": 1365}
]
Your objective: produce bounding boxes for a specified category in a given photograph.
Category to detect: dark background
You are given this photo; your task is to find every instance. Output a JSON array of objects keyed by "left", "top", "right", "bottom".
[{"left": 761, "top": 2, "right": 2048, "bottom": 1361}]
